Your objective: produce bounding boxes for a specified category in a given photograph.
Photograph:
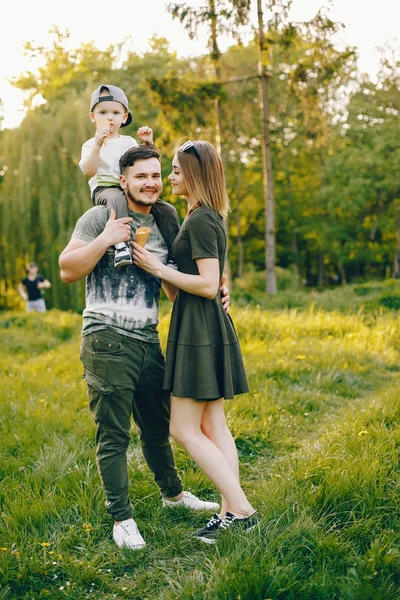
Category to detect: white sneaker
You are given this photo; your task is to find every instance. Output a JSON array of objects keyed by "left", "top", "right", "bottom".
[
  {"left": 113, "top": 518, "right": 146, "bottom": 550},
  {"left": 162, "top": 491, "right": 220, "bottom": 511}
]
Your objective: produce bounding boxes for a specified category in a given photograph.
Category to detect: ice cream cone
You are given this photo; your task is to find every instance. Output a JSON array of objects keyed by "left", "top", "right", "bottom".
[
  {"left": 97, "top": 118, "right": 110, "bottom": 146},
  {"left": 135, "top": 227, "right": 151, "bottom": 247}
]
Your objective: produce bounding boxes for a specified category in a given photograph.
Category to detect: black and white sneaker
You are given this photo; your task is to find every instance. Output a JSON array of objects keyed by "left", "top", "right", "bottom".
[
  {"left": 194, "top": 513, "right": 222, "bottom": 545},
  {"left": 114, "top": 243, "right": 132, "bottom": 267},
  {"left": 219, "top": 511, "right": 259, "bottom": 534}
]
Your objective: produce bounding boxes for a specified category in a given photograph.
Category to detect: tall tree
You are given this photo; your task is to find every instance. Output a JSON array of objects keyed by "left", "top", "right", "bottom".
[
  {"left": 167, "top": 1, "right": 251, "bottom": 287},
  {"left": 257, "top": 0, "right": 277, "bottom": 293}
]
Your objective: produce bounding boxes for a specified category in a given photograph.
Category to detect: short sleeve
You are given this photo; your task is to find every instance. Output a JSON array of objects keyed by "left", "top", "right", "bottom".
[
  {"left": 127, "top": 136, "right": 139, "bottom": 148},
  {"left": 71, "top": 206, "right": 109, "bottom": 243},
  {"left": 188, "top": 209, "right": 219, "bottom": 260},
  {"left": 79, "top": 138, "right": 95, "bottom": 172}
]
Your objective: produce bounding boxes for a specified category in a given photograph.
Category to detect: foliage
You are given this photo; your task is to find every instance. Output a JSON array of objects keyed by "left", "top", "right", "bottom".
[
  {"left": 1, "top": 294, "right": 400, "bottom": 598},
  {"left": 0, "top": 20, "right": 399, "bottom": 309}
]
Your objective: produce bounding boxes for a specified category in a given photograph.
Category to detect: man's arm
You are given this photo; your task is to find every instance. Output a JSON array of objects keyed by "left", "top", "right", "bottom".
[
  {"left": 219, "top": 274, "right": 230, "bottom": 313},
  {"left": 59, "top": 209, "right": 132, "bottom": 283}
]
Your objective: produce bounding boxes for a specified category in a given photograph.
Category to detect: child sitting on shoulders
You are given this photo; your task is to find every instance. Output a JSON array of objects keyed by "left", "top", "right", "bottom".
[{"left": 79, "top": 84, "right": 153, "bottom": 267}]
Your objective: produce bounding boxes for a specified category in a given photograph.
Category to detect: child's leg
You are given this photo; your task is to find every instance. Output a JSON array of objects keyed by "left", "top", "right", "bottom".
[
  {"left": 93, "top": 187, "right": 128, "bottom": 219},
  {"left": 93, "top": 187, "right": 132, "bottom": 267}
]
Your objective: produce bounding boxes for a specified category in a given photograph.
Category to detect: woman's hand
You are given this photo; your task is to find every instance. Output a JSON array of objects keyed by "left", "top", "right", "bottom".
[{"left": 132, "top": 241, "right": 163, "bottom": 277}]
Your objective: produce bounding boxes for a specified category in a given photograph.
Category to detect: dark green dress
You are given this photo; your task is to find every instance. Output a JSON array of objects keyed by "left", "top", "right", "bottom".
[{"left": 163, "top": 206, "right": 249, "bottom": 401}]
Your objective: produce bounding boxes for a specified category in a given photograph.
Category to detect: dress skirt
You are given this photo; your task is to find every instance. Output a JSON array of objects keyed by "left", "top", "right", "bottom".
[{"left": 163, "top": 291, "right": 249, "bottom": 401}]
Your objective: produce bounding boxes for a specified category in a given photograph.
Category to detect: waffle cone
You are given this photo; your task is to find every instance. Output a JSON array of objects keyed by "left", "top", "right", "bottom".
[
  {"left": 135, "top": 227, "right": 151, "bottom": 247},
  {"left": 96, "top": 118, "right": 110, "bottom": 146}
]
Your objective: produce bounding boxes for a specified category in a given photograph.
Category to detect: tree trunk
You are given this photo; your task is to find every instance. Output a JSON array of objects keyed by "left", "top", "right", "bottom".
[
  {"left": 257, "top": 0, "right": 277, "bottom": 294},
  {"left": 318, "top": 253, "right": 325, "bottom": 288},
  {"left": 210, "top": 0, "right": 232, "bottom": 289},
  {"left": 337, "top": 260, "right": 347, "bottom": 285},
  {"left": 287, "top": 168, "right": 301, "bottom": 275},
  {"left": 236, "top": 201, "right": 244, "bottom": 279},
  {"left": 393, "top": 210, "right": 400, "bottom": 278}
]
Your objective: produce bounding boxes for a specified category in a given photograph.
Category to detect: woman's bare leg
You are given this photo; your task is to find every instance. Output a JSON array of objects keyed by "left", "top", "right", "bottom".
[
  {"left": 170, "top": 396, "right": 254, "bottom": 517},
  {"left": 201, "top": 400, "right": 240, "bottom": 516}
]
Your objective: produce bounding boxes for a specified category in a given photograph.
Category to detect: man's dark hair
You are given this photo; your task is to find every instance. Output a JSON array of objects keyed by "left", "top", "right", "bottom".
[{"left": 119, "top": 144, "right": 161, "bottom": 174}]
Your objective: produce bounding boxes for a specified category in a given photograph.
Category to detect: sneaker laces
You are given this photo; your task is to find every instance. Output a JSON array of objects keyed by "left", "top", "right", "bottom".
[
  {"left": 121, "top": 521, "right": 139, "bottom": 536},
  {"left": 219, "top": 513, "right": 237, "bottom": 531},
  {"left": 183, "top": 492, "right": 196, "bottom": 500},
  {"left": 205, "top": 515, "right": 221, "bottom": 530}
]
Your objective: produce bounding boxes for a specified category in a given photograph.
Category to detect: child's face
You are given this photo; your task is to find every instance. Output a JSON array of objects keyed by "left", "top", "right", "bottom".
[{"left": 90, "top": 100, "right": 128, "bottom": 133}]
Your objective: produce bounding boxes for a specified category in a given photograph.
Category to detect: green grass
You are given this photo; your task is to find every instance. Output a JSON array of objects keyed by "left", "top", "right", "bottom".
[{"left": 1, "top": 285, "right": 400, "bottom": 599}]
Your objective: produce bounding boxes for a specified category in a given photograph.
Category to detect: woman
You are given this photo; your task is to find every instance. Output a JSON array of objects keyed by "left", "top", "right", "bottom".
[
  {"left": 18, "top": 262, "right": 51, "bottom": 312},
  {"left": 132, "top": 140, "right": 257, "bottom": 544}
]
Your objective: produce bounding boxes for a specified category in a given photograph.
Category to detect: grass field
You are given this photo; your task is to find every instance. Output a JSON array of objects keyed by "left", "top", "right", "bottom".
[{"left": 1, "top": 282, "right": 400, "bottom": 599}]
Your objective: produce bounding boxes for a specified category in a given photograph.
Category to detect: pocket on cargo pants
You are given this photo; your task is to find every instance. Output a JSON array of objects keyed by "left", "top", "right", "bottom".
[{"left": 84, "top": 370, "right": 115, "bottom": 423}]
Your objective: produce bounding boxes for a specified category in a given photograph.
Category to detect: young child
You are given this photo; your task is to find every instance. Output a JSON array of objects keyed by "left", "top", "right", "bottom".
[{"left": 79, "top": 84, "right": 153, "bottom": 267}]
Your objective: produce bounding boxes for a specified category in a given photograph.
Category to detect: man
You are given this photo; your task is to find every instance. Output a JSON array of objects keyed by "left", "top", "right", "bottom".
[
  {"left": 18, "top": 262, "right": 51, "bottom": 312},
  {"left": 59, "top": 145, "right": 228, "bottom": 550}
]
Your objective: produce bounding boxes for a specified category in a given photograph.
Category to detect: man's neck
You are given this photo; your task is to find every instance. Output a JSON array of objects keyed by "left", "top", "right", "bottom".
[{"left": 127, "top": 199, "right": 154, "bottom": 215}]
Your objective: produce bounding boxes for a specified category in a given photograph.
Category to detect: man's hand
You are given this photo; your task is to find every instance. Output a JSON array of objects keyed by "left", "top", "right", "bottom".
[
  {"left": 100, "top": 209, "right": 133, "bottom": 247},
  {"left": 137, "top": 126, "right": 154, "bottom": 145},
  {"left": 220, "top": 274, "right": 230, "bottom": 314}
]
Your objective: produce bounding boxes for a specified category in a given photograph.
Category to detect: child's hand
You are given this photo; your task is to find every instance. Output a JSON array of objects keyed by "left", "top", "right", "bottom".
[
  {"left": 137, "top": 126, "right": 154, "bottom": 145},
  {"left": 95, "top": 126, "right": 109, "bottom": 148}
]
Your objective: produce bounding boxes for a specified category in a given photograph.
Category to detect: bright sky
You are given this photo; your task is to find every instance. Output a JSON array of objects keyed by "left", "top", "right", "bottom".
[{"left": 1, "top": 0, "right": 398, "bottom": 129}]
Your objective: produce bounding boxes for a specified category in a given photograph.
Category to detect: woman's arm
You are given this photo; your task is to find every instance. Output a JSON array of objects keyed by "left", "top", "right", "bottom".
[
  {"left": 17, "top": 283, "right": 27, "bottom": 300},
  {"left": 132, "top": 242, "right": 220, "bottom": 299},
  {"left": 37, "top": 279, "right": 51, "bottom": 289}
]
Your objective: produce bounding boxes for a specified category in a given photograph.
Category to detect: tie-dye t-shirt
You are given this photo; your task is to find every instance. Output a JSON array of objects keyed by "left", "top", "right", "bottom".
[{"left": 71, "top": 205, "right": 169, "bottom": 342}]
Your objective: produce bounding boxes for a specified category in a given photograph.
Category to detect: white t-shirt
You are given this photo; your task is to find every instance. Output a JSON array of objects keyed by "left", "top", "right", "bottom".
[{"left": 79, "top": 135, "right": 138, "bottom": 193}]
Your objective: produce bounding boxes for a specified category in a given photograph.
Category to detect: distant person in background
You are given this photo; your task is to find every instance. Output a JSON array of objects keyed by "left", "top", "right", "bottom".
[{"left": 18, "top": 263, "right": 51, "bottom": 312}]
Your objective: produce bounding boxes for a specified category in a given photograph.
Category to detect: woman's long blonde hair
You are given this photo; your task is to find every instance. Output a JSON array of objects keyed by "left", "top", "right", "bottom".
[{"left": 176, "top": 141, "right": 229, "bottom": 219}]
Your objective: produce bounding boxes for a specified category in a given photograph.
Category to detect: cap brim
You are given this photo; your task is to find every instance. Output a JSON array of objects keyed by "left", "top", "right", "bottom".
[{"left": 120, "top": 112, "right": 132, "bottom": 128}]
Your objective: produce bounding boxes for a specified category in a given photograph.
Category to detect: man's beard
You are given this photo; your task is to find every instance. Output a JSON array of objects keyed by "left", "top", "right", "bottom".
[{"left": 126, "top": 183, "right": 159, "bottom": 206}]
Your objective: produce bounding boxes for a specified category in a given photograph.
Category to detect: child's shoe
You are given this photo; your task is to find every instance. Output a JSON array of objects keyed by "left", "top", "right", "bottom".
[{"left": 114, "top": 243, "right": 132, "bottom": 267}]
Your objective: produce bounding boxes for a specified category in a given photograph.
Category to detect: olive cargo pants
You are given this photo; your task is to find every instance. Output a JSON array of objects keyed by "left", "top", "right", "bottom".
[{"left": 80, "top": 328, "right": 182, "bottom": 522}]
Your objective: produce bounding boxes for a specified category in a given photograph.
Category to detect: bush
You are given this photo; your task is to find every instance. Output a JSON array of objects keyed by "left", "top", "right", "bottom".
[{"left": 234, "top": 265, "right": 301, "bottom": 293}]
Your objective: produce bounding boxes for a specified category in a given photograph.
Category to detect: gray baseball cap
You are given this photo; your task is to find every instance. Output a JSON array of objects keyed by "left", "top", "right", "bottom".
[{"left": 90, "top": 84, "right": 132, "bottom": 128}]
